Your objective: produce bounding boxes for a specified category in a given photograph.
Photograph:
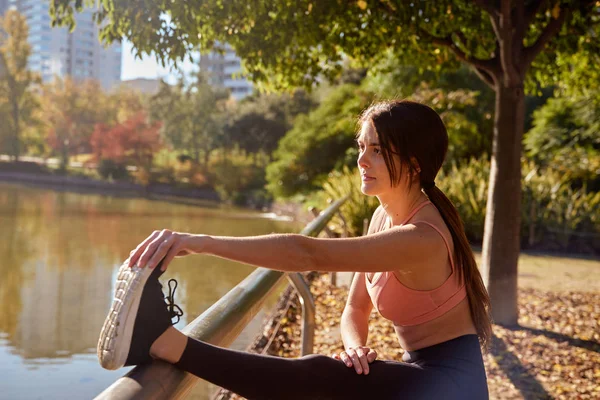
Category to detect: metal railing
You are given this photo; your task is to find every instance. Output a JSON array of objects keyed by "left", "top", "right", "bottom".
[{"left": 96, "top": 195, "right": 348, "bottom": 399}]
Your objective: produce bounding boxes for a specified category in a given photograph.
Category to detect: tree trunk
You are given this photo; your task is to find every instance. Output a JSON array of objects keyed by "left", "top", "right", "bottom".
[
  {"left": 193, "top": 146, "right": 200, "bottom": 164},
  {"left": 481, "top": 83, "right": 525, "bottom": 326},
  {"left": 60, "top": 142, "right": 69, "bottom": 172},
  {"left": 11, "top": 93, "right": 20, "bottom": 162}
]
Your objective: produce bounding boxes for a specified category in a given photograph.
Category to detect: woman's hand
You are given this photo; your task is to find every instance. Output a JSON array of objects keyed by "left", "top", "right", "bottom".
[
  {"left": 127, "top": 229, "right": 202, "bottom": 271},
  {"left": 332, "top": 346, "right": 377, "bottom": 375}
]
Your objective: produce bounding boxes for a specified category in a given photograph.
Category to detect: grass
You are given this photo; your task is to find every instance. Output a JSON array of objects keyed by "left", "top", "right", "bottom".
[{"left": 474, "top": 251, "right": 600, "bottom": 293}]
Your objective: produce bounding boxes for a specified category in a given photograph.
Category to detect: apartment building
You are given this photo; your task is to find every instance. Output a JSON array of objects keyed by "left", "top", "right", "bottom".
[
  {"left": 199, "top": 43, "right": 253, "bottom": 100},
  {"left": 7, "top": 0, "right": 121, "bottom": 90}
]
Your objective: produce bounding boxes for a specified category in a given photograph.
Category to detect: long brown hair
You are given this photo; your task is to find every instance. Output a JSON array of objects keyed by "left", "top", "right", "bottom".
[{"left": 360, "top": 100, "right": 493, "bottom": 350}]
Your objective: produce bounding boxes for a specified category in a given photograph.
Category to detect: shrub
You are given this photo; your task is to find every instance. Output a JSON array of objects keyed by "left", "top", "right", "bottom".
[
  {"left": 524, "top": 95, "right": 600, "bottom": 189},
  {"left": 97, "top": 159, "right": 129, "bottom": 181},
  {"left": 211, "top": 157, "right": 270, "bottom": 206},
  {"left": 312, "top": 166, "right": 379, "bottom": 237},
  {"left": 316, "top": 157, "right": 599, "bottom": 253},
  {"left": 266, "top": 84, "right": 370, "bottom": 198},
  {"left": 437, "top": 157, "right": 490, "bottom": 243},
  {"left": 522, "top": 161, "right": 600, "bottom": 251}
]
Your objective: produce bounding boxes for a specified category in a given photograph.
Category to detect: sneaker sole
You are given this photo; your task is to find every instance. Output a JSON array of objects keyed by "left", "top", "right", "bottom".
[{"left": 97, "top": 261, "right": 154, "bottom": 370}]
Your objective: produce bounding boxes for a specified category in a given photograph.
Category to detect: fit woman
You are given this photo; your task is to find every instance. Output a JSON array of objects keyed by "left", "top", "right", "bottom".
[{"left": 98, "top": 100, "right": 491, "bottom": 399}]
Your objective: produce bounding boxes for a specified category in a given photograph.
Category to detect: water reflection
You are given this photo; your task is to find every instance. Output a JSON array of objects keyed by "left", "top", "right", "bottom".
[{"left": 0, "top": 182, "right": 296, "bottom": 397}]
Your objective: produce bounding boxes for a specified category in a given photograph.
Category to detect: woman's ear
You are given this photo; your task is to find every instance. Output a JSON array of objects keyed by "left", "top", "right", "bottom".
[{"left": 409, "top": 157, "right": 421, "bottom": 174}]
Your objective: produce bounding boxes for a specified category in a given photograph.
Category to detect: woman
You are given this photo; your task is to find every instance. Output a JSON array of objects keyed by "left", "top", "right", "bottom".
[{"left": 98, "top": 100, "right": 491, "bottom": 399}]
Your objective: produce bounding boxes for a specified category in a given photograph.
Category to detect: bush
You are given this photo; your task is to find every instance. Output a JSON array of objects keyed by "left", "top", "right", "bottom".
[
  {"left": 97, "top": 159, "right": 129, "bottom": 181},
  {"left": 524, "top": 94, "right": 600, "bottom": 189},
  {"left": 437, "top": 157, "right": 600, "bottom": 252},
  {"left": 211, "top": 157, "right": 270, "bottom": 206},
  {"left": 266, "top": 84, "right": 370, "bottom": 198},
  {"left": 522, "top": 161, "right": 600, "bottom": 252},
  {"left": 0, "top": 161, "right": 50, "bottom": 174},
  {"left": 312, "top": 166, "right": 379, "bottom": 237},
  {"left": 437, "top": 157, "right": 490, "bottom": 243},
  {"left": 267, "top": 78, "right": 495, "bottom": 199},
  {"left": 310, "top": 157, "right": 599, "bottom": 253}
]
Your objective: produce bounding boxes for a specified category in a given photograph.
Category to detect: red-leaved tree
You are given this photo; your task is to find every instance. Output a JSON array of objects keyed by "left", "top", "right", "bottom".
[{"left": 90, "top": 111, "right": 162, "bottom": 170}]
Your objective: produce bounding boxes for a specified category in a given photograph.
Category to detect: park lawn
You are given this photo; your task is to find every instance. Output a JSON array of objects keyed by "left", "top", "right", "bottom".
[{"left": 475, "top": 251, "right": 600, "bottom": 293}]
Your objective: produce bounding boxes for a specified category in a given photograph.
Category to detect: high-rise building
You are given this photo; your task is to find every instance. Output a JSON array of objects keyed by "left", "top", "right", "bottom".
[
  {"left": 0, "top": 0, "right": 9, "bottom": 16},
  {"left": 7, "top": 0, "right": 121, "bottom": 90},
  {"left": 200, "top": 43, "right": 253, "bottom": 100},
  {"left": 120, "top": 78, "right": 162, "bottom": 96}
]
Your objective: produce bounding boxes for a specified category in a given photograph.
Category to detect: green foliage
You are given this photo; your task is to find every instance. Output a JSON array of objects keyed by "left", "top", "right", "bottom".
[
  {"left": 436, "top": 157, "right": 600, "bottom": 250},
  {"left": 363, "top": 61, "right": 497, "bottom": 159},
  {"left": 527, "top": 18, "right": 600, "bottom": 97},
  {"left": 268, "top": 73, "right": 495, "bottom": 199},
  {"left": 524, "top": 94, "right": 600, "bottom": 187},
  {"left": 266, "top": 84, "right": 371, "bottom": 197},
  {"left": 210, "top": 155, "right": 270, "bottom": 206},
  {"left": 522, "top": 161, "right": 600, "bottom": 251},
  {"left": 0, "top": 10, "right": 40, "bottom": 160},
  {"left": 224, "top": 90, "right": 315, "bottom": 156},
  {"left": 148, "top": 73, "right": 229, "bottom": 166},
  {"left": 437, "top": 157, "right": 490, "bottom": 243},
  {"left": 410, "top": 83, "right": 488, "bottom": 162},
  {"left": 312, "top": 166, "right": 379, "bottom": 237},
  {"left": 50, "top": 1, "right": 599, "bottom": 94}
]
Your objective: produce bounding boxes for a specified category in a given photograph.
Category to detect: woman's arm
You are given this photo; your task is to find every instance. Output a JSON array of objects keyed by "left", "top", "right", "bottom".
[
  {"left": 337, "top": 272, "right": 378, "bottom": 375},
  {"left": 196, "top": 222, "right": 445, "bottom": 273},
  {"left": 131, "top": 220, "right": 445, "bottom": 274},
  {"left": 341, "top": 272, "right": 373, "bottom": 350},
  {"left": 129, "top": 199, "right": 444, "bottom": 274}
]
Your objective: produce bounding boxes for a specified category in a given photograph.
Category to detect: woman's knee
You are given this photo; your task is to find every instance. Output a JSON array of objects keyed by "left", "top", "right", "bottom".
[{"left": 297, "top": 354, "right": 343, "bottom": 370}]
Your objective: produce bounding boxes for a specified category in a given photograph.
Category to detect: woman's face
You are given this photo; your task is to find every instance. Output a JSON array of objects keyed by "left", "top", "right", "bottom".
[{"left": 357, "top": 121, "right": 398, "bottom": 197}]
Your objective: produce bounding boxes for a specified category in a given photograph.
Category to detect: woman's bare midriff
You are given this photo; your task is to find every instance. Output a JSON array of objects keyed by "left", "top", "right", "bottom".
[{"left": 393, "top": 296, "right": 477, "bottom": 351}]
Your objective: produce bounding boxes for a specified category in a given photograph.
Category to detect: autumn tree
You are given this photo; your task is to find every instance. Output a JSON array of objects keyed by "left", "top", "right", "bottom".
[
  {"left": 38, "top": 77, "right": 111, "bottom": 170},
  {"left": 0, "top": 9, "right": 39, "bottom": 161},
  {"left": 90, "top": 111, "right": 162, "bottom": 171},
  {"left": 109, "top": 85, "right": 147, "bottom": 124},
  {"left": 50, "top": 0, "right": 600, "bottom": 324}
]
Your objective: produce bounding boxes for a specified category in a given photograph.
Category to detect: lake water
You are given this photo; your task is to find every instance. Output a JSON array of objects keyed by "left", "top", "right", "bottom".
[{"left": 0, "top": 182, "right": 297, "bottom": 399}]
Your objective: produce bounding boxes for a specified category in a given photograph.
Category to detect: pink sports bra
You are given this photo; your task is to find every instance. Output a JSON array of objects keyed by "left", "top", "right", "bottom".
[{"left": 365, "top": 201, "right": 467, "bottom": 326}]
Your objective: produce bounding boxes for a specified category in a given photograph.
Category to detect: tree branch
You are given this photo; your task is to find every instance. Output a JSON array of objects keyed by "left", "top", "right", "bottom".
[
  {"left": 473, "top": 0, "right": 500, "bottom": 17},
  {"left": 513, "top": 0, "right": 525, "bottom": 66},
  {"left": 473, "top": 66, "right": 496, "bottom": 88},
  {"left": 522, "top": 6, "right": 569, "bottom": 67},
  {"left": 523, "top": 0, "right": 547, "bottom": 28},
  {"left": 419, "top": 29, "right": 499, "bottom": 75},
  {"left": 473, "top": 0, "right": 502, "bottom": 40},
  {"left": 453, "top": 30, "right": 469, "bottom": 49},
  {"left": 498, "top": 0, "right": 517, "bottom": 82}
]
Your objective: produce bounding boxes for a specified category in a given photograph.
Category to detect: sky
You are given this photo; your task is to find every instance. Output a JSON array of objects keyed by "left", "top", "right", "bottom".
[{"left": 120, "top": 39, "right": 197, "bottom": 84}]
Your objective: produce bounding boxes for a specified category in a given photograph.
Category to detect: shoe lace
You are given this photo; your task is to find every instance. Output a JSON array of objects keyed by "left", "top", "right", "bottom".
[{"left": 165, "top": 279, "right": 184, "bottom": 325}]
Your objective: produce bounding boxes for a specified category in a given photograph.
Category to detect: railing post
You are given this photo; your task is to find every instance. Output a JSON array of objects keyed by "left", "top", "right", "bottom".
[{"left": 286, "top": 273, "right": 315, "bottom": 356}]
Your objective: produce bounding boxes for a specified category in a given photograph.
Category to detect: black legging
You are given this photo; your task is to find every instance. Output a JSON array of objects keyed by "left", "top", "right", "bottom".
[{"left": 174, "top": 334, "right": 489, "bottom": 400}]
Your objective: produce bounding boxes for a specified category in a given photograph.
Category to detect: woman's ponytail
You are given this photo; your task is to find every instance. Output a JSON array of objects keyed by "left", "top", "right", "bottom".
[{"left": 424, "top": 185, "right": 493, "bottom": 351}]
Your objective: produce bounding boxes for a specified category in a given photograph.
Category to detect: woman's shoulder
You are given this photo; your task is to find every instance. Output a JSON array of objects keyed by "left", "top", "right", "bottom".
[
  {"left": 372, "top": 205, "right": 385, "bottom": 218},
  {"left": 368, "top": 205, "right": 387, "bottom": 234}
]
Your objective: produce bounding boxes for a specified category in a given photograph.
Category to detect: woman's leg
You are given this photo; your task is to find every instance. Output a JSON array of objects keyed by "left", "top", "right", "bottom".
[
  {"left": 151, "top": 327, "right": 459, "bottom": 400},
  {"left": 98, "top": 263, "right": 468, "bottom": 400}
]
